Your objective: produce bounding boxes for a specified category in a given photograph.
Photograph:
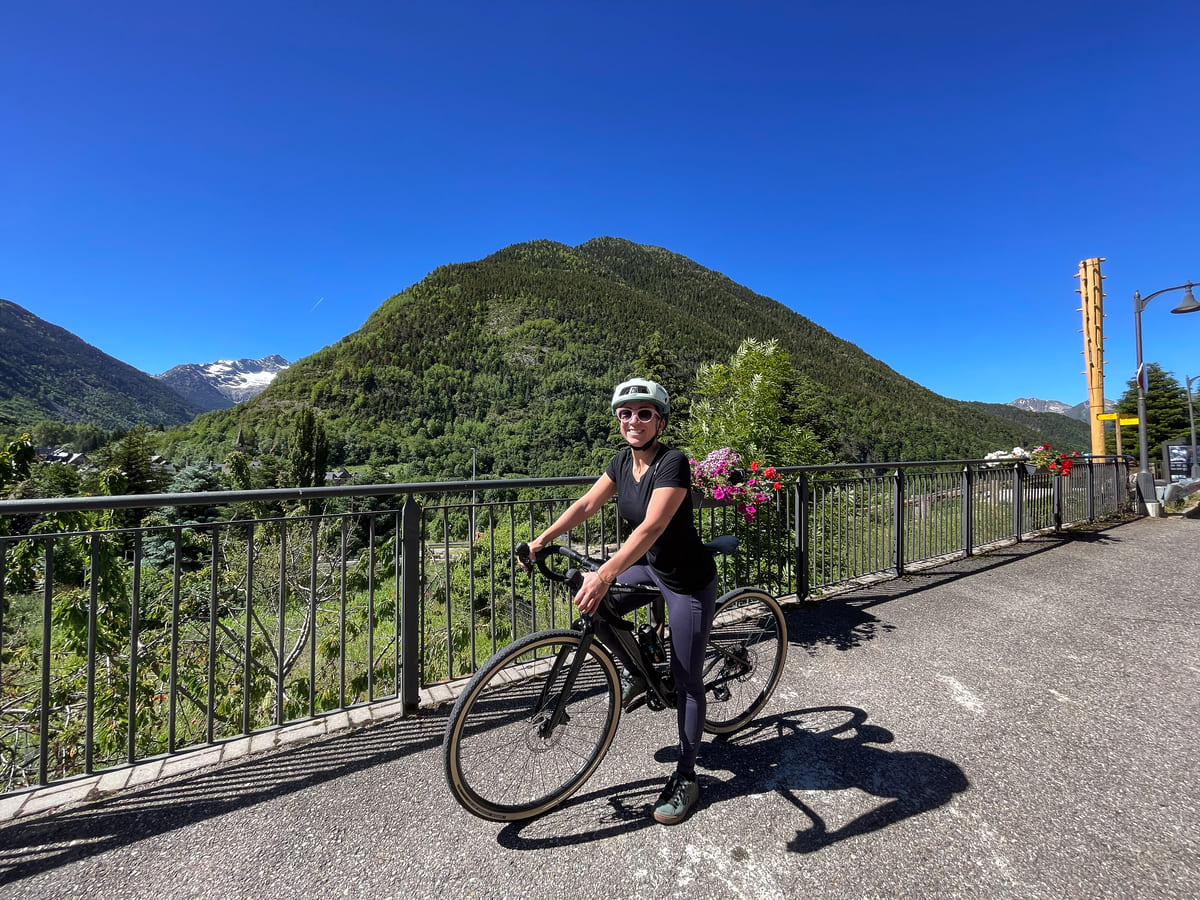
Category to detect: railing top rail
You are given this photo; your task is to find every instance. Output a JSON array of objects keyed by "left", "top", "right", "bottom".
[
  {"left": 0, "top": 474, "right": 596, "bottom": 515},
  {"left": 0, "top": 456, "right": 1133, "bottom": 516}
]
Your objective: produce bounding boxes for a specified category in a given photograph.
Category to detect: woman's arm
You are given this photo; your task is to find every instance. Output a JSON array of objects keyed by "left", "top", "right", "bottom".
[
  {"left": 574, "top": 485, "right": 686, "bottom": 614},
  {"left": 527, "top": 474, "right": 617, "bottom": 558}
]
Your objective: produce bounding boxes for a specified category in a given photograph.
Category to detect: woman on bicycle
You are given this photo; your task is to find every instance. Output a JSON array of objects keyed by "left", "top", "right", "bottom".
[{"left": 526, "top": 377, "right": 717, "bottom": 825}]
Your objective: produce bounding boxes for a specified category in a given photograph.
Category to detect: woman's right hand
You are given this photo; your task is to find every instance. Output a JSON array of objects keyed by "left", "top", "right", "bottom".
[{"left": 520, "top": 536, "right": 548, "bottom": 572}]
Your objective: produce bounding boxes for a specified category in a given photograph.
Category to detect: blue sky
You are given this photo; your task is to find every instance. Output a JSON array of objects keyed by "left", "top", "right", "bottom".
[{"left": 4, "top": 1, "right": 1199, "bottom": 405}]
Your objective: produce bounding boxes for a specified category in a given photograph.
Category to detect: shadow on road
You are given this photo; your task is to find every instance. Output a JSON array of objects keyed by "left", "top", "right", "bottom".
[
  {"left": 703, "top": 706, "right": 968, "bottom": 853},
  {"left": 496, "top": 705, "right": 966, "bottom": 853},
  {"left": 788, "top": 526, "right": 1128, "bottom": 654},
  {"left": 0, "top": 711, "right": 447, "bottom": 886}
]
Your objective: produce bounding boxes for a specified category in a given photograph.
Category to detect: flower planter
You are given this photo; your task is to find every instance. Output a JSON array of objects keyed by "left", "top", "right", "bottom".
[
  {"left": 691, "top": 491, "right": 742, "bottom": 510},
  {"left": 691, "top": 490, "right": 775, "bottom": 511}
]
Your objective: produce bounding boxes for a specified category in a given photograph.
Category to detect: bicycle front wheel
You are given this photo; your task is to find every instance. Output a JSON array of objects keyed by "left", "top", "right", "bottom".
[
  {"left": 442, "top": 629, "right": 622, "bottom": 821},
  {"left": 702, "top": 588, "right": 788, "bottom": 734}
]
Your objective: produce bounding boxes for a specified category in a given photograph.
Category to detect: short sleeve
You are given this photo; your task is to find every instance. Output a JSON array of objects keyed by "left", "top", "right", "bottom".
[{"left": 655, "top": 449, "right": 692, "bottom": 490}]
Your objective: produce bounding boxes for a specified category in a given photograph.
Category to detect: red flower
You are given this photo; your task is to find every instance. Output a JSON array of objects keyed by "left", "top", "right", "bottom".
[{"left": 750, "top": 461, "right": 760, "bottom": 473}]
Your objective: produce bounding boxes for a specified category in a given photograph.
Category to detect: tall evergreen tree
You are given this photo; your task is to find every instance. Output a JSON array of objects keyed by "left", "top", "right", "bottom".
[
  {"left": 288, "top": 408, "right": 328, "bottom": 489},
  {"left": 1111, "top": 362, "right": 1191, "bottom": 456}
]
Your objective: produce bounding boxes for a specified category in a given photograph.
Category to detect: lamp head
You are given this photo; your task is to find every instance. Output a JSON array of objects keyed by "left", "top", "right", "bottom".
[{"left": 1170, "top": 284, "right": 1200, "bottom": 314}]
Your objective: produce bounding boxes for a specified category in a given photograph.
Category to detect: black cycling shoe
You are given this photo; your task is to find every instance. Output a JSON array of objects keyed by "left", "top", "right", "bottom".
[{"left": 620, "top": 668, "right": 647, "bottom": 707}]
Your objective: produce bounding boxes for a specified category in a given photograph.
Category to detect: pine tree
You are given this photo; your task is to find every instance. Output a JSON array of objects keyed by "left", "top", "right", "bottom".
[
  {"left": 1111, "top": 362, "right": 1191, "bottom": 455},
  {"left": 288, "top": 408, "right": 328, "bottom": 489}
]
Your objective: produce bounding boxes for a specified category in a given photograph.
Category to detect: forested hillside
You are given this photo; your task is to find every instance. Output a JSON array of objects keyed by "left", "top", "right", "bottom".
[
  {"left": 0, "top": 298, "right": 203, "bottom": 430},
  {"left": 966, "top": 402, "right": 1089, "bottom": 451},
  {"left": 160, "top": 238, "right": 1082, "bottom": 478}
]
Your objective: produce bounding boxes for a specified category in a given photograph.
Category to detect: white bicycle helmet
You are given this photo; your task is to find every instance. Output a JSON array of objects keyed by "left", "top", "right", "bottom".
[{"left": 610, "top": 378, "right": 670, "bottom": 418}]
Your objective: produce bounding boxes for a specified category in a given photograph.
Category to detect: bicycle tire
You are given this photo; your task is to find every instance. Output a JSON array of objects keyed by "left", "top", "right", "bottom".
[
  {"left": 702, "top": 587, "right": 788, "bottom": 734},
  {"left": 442, "top": 628, "right": 622, "bottom": 821}
]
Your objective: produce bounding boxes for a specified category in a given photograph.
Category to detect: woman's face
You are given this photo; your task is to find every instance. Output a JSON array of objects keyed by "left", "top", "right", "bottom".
[{"left": 616, "top": 401, "right": 661, "bottom": 449}]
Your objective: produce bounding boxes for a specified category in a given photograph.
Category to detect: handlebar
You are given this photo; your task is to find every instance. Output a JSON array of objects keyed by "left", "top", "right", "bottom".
[
  {"left": 515, "top": 536, "right": 737, "bottom": 584},
  {"left": 515, "top": 542, "right": 603, "bottom": 594}
]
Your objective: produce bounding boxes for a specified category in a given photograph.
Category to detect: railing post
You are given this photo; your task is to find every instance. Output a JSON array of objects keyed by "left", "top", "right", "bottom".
[
  {"left": 39, "top": 541, "right": 53, "bottom": 786},
  {"left": 401, "top": 494, "right": 421, "bottom": 712},
  {"left": 962, "top": 465, "right": 974, "bottom": 557},
  {"left": 1052, "top": 474, "right": 1063, "bottom": 532},
  {"left": 796, "top": 474, "right": 810, "bottom": 600},
  {"left": 1086, "top": 457, "right": 1096, "bottom": 522},
  {"left": 85, "top": 535, "right": 99, "bottom": 774},
  {"left": 1013, "top": 464, "right": 1025, "bottom": 540},
  {"left": 893, "top": 469, "right": 905, "bottom": 577}
]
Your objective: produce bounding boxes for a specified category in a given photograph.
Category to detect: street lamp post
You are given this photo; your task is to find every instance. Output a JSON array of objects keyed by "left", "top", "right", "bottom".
[
  {"left": 1132, "top": 282, "right": 1200, "bottom": 514},
  {"left": 1186, "top": 375, "right": 1200, "bottom": 480}
]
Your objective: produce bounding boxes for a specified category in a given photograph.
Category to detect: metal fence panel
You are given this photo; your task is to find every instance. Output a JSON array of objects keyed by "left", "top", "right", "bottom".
[{"left": 0, "top": 457, "right": 1132, "bottom": 794}]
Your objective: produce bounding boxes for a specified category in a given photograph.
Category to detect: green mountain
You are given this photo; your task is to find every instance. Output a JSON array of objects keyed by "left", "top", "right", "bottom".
[
  {"left": 967, "top": 402, "right": 1089, "bottom": 451},
  {"left": 161, "top": 238, "right": 1086, "bottom": 478},
  {"left": 0, "top": 298, "right": 204, "bottom": 431}
]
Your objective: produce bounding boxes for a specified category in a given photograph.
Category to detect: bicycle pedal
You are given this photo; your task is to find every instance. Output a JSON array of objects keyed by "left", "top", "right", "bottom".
[{"left": 624, "top": 695, "right": 649, "bottom": 713}]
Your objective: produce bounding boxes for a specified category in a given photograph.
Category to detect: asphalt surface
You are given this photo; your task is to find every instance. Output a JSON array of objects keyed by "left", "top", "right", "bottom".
[{"left": 1, "top": 517, "right": 1197, "bottom": 899}]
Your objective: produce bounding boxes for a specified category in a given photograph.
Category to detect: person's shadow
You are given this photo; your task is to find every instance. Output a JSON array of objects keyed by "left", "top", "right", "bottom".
[
  {"left": 697, "top": 705, "right": 969, "bottom": 853},
  {"left": 498, "top": 705, "right": 967, "bottom": 851}
]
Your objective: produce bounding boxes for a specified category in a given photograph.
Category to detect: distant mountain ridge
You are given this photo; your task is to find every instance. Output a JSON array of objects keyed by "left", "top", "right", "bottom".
[
  {"left": 1009, "top": 397, "right": 1115, "bottom": 423},
  {"left": 159, "top": 237, "right": 1094, "bottom": 476},
  {"left": 155, "top": 355, "right": 290, "bottom": 411},
  {"left": 2, "top": 243, "right": 1099, "bottom": 469},
  {"left": 0, "top": 298, "right": 204, "bottom": 429}
]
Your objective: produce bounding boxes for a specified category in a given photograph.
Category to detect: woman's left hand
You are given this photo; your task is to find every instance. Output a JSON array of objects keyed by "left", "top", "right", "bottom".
[{"left": 574, "top": 571, "right": 609, "bottom": 614}]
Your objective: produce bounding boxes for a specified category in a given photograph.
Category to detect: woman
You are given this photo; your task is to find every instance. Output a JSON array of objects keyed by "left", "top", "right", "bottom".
[{"left": 526, "top": 378, "right": 718, "bottom": 825}]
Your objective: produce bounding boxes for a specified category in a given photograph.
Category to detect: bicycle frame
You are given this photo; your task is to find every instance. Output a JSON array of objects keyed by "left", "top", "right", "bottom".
[
  {"left": 515, "top": 535, "right": 747, "bottom": 730},
  {"left": 537, "top": 589, "right": 673, "bottom": 735}
]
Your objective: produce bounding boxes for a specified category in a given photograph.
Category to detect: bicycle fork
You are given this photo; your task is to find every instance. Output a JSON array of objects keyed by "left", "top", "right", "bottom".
[{"left": 533, "top": 620, "right": 602, "bottom": 738}]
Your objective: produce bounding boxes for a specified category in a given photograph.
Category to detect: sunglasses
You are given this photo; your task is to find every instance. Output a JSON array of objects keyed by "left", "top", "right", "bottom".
[{"left": 616, "top": 407, "right": 658, "bottom": 423}]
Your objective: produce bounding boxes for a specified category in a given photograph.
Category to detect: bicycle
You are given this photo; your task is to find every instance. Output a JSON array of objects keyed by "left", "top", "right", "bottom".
[{"left": 442, "top": 535, "right": 789, "bottom": 821}]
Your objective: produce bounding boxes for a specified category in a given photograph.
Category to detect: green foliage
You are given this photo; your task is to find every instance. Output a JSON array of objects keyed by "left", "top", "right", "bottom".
[
  {"left": 85, "top": 425, "right": 169, "bottom": 495},
  {"left": 686, "top": 338, "right": 834, "bottom": 466},
  {"left": 1111, "top": 362, "right": 1192, "bottom": 455},
  {"left": 1, "top": 434, "right": 34, "bottom": 495},
  {"left": 287, "top": 408, "right": 328, "bottom": 489}
]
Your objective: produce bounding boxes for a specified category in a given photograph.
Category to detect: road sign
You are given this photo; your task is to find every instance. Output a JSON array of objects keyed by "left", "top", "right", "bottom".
[
  {"left": 1119, "top": 417, "right": 1139, "bottom": 426},
  {"left": 1097, "top": 413, "right": 1118, "bottom": 420}
]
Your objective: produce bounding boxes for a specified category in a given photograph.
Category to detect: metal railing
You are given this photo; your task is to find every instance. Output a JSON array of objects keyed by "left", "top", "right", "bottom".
[{"left": 0, "top": 456, "right": 1133, "bottom": 795}]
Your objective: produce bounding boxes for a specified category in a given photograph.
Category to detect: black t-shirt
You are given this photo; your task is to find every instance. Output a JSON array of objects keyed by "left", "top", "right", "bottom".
[{"left": 605, "top": 445, "right": 717, "bottom": 593}]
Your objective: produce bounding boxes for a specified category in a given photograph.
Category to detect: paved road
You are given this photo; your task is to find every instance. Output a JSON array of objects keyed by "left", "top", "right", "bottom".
[{"left": 1, "top": 517, "right": 1197, "bottom": 899}]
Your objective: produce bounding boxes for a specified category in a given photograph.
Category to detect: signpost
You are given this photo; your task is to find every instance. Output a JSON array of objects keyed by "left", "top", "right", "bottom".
[{"left": 1098, "top": 413, "right": 1139, "bottom": 456}]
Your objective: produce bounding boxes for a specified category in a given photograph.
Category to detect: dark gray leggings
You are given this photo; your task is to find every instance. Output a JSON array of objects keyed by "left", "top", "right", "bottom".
[{"left": 595, "top": 564, "right": 718, "bottom": 773}]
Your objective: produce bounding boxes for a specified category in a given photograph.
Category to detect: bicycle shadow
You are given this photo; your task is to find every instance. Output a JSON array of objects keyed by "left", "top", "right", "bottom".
[
  {"left": 495, "top": 705, "right": 967, "bottom": 852},
  {"left": 700, "top": 706, "right": 968, "bottom": 853}
]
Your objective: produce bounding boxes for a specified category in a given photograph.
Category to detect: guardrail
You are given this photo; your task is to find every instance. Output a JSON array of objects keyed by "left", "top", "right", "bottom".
[{"left": 0, "top": 456, "right": 1133, "bottom": 796}]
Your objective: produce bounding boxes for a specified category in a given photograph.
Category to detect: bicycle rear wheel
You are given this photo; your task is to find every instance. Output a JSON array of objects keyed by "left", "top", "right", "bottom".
[
  {"left": 702, "top": 588, "right": 788, "bottom": 734},
  {"left": 442, "top": 629, "right": 622, "bottom": 821}
]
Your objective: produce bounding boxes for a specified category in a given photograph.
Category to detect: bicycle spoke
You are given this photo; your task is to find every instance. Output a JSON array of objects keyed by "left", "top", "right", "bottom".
[{"left": 444, "top": 630, "right": 621, "bottom": 820}]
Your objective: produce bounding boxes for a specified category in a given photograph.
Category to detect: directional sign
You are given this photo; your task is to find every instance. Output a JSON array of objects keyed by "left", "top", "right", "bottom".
[
  {"left": 1097, "top": 413, "right": 1118, "bottom": 421},
  {"left": 1119, "top": 417, "right": 1139, "bottom": 426}
]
